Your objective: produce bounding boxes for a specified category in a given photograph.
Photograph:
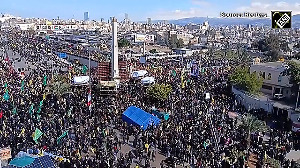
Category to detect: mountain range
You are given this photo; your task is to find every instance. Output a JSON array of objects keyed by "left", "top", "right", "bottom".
[{"left": 151, "top": 14, "right": 300, "bottom": 27}]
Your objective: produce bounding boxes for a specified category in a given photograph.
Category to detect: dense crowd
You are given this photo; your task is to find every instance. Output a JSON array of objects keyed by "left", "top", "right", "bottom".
[{"left": 0, "top": 30, "right": 299, "bottom": 168}]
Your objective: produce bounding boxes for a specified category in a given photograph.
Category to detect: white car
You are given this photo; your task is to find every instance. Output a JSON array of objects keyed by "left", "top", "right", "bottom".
[{"left": 273, "top": 94, "right": 284, "bottom": 100}]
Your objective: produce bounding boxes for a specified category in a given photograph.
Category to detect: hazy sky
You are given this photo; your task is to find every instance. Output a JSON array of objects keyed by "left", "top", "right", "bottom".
[{"left": 0, "top": 0, "right": 299, "bottom": 21}]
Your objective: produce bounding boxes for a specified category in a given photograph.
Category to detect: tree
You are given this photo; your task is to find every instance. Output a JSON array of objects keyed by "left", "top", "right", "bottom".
[
  {"left": 48, "top": 74, "right": 71, "bottom": 98},
  {"left": 238, "top": 114, "right": 269, "bottom": 151},
  {"left": 118, "top": 38, "right": 130, "bottom": 48},
  {"left": 288, "top": 61, "right": 300, "bottom": 85},
  {"left": 229, "top": 67, "right": 263, "bottom": 94},
  {"left": 168, "top": 34, "right": 178, "bottom": 49},
  {"left": 253, "top": 35, "right": 281, "bottom": 61},
  {"left": 49, "top": 81, "right": 70, "bottom": 98},
  {"left": 177, "top": 38, "right": 184, "bottom": 48},
  {"left": 146, "top": 84, "right": 172, "bottom": 102},
  {"left": 288, "top": 61, "right": 300, "bottom": 106}
]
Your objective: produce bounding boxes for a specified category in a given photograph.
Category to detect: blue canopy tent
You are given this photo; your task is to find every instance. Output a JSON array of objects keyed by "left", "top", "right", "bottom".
[{"left": 122, "top": 106, "right": 160, "bottom": 130}]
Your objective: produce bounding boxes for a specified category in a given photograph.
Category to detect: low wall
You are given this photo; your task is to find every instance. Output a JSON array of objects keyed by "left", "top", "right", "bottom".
[{"left": 232, "top": 86, "right": 274, "bottom": 113}]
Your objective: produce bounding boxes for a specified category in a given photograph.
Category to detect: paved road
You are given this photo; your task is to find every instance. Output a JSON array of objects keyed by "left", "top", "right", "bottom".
[{"left": 0, "top": 47, "right": 69, "bottom": 76}]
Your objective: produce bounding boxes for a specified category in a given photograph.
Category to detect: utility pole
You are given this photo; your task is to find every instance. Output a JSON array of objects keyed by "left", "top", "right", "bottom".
[{"left": 296, "top": 84, "right": 300, "bottom": 110}]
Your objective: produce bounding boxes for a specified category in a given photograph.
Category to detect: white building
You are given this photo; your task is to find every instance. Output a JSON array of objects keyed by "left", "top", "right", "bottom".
[
  {"left": 172, "top": 48, "right": 193, "bottom": 56},
  {"left": 250, "top": 62, "right": 293, "bottom": 98},
  {"left": 16, "top": 23, "right": 36, "bottom": 30}
]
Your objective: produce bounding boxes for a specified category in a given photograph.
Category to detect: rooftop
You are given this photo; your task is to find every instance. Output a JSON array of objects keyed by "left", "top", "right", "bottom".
[{"left": 251, "top": 61, "right": 288, "bottom": 71}]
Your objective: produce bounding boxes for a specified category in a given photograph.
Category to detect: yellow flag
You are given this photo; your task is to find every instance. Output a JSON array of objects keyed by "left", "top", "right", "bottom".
[
  {"left": 43, "top": 93, "right": 46, "bottom": 100},
  {"left": 29, "top": 80, "right": 33, "bottom": 86},
  {"left": 68, "top": 72, "right": 72, "bottom": 79},
  {"left": 19, "top": 128, "right": 25, "bottom": 137},
  {"left": 264, "top": 151, "right": 267, "bottom": 160}
]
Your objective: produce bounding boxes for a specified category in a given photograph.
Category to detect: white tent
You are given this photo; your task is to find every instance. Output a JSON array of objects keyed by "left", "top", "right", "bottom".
[
  {"left": 131, "top": 70, "right": 148, "bottom": 78},
  {"left": 73, "top": 76, "right": 89, "bottom": 85},
  {"left": 141, "top": 77, "right": 155, "bottom": 84},
  {"left": 205, "top": 93, "right": 210, "bottom": 100}
]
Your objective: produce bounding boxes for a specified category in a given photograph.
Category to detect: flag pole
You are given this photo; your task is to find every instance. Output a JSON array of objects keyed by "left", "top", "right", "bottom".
[{"left": 87, "top": 34, "right": 92, "bottom": 115}]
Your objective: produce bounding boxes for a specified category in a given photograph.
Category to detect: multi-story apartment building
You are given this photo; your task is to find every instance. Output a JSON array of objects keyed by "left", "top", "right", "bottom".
[{"left": 250, "top": 61, "right": 293, "bottom": 99}]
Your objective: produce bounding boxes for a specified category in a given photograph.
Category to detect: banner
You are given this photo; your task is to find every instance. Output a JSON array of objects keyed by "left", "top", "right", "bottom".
[
  {"left": 190, "top": 63, "right": 199, "bottom": 77},
  {"left": 0, "top": 147, "right": 11, "bottom": 160},
  {"left": 73, "top": 76, "right": 90, "bottom": 85}
]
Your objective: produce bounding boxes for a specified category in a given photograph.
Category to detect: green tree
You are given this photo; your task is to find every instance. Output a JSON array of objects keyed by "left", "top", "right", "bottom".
[
  {"left": 253, "top": 35, "right": 280, "bottom": 61},
  {"left": 49, "top": 81, "right": 70, "bottom": 98},
  {"left": 168, "top": 34, "right": 178, "bottom": 49},
  {"left": 118, "top": 38, "right": 130, "bottom": 48},
  {"left": 238, "top": 114, "right": 269, "bottom": 150},
  {"left": 288, "top": 60, "right": 300, "bottom": 85},
  {"left": 146, "top": 84, "right": 172, "bottom": 102},
  {"left": 177, "top": 38, "right": 184, "bottom": 48},
  {"left": 48, "top": 74, "right": 71, "bottom": 99},
  {"left": 229, "top": 67, "right": 263, "bottom": 94}
]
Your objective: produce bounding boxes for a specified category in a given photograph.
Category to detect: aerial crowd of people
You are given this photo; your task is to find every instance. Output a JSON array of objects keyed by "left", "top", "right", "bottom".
[{"left": 0, "top": 30, "right": 299, "bottom": 168}]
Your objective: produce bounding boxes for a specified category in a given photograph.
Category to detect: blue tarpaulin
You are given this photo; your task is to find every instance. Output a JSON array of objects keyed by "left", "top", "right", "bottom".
[
  {"left": 58, "top": 52, "right": 67, "bottom": 58},
  {"left": 8, "top": 155, "right": 55, "bottom": 168},
  {"left": 9, "top": 156, "right": 35, "bottom": 167},
  {"left": 122, "top": 106, "right": 160, "bottom": 130}
]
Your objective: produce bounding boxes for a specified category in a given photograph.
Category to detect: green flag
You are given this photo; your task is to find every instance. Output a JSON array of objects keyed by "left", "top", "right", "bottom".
[
  {"left": 67, "top": 106, "right": 73, "bottom": 117},
  {"left": 172, "top": 70, "right": 176, "bottom": 77},
  {"left": 3, "top": 91, "right": 9, "bottom": 101},
  {"left": 37, "top": 114, "right": 41, "bottom": 122},
  {"left": 82, "top": 65, "right": 88, "bottom": 74},
  {"left": 21, "top": 80, "right": 25, "bottom": 91},
  {"left": 12, "top": 107, "right": 17, "bottom": 115},
  {"left": 36, "top": 107, "right": 41, "bottom": 114},
  {"left": 33, "top": 128, "right": 43, "bottom": 144},
  {"left": 39, "top": 100, "right": 43, "bottom": 106},
  {"left": 57, "top": 130, "right": 69, "bottom": 144},
  {"left": 29, "top": 104, "right": 34, "bottom": 116},
  {"left": 4, "top": 83, "right": 7, "bottom": 88},
  {"left": 204, "top": 141, "right": 207, "bottom": 149},
  {"left": 43, "top": 75, "right": 47, "bottom": 86},
  {"left": 36, "top": 100, "right": 43, "bottom": 114}
]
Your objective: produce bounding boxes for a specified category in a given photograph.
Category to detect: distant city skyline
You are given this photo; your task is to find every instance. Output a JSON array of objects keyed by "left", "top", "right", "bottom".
[{"left": 0, "top": 0, "right": 299, "bottom": 21}]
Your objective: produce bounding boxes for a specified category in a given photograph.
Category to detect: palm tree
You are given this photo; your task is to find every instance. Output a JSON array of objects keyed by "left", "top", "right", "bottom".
[
  {"left": 50, "top": 81, "right": 70, "bottom": 97},
  {"left": 238, "top": 114, "right": 269, "bottom": 151},
  {"left": 48, "top": 74, "right": 71, "bottom": 99}
]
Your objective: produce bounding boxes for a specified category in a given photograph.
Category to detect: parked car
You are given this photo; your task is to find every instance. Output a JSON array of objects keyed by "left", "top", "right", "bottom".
[{"left": 273, "top": 94, "right": 285, "bottom": 100}]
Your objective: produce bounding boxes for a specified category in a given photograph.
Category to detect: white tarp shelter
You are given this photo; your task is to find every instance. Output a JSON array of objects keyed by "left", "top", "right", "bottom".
[
  {"left": 141, "top": 77, "right": 155, "bottom": 84},
  {"left": 73, "top": 76, "right": 89, "bottom": 85},
  {"left": 205, "top": 93, "right": 210, "bottom": 100},
  {"left": 131, "top": 70, "right": 148, "bottom": 78}
]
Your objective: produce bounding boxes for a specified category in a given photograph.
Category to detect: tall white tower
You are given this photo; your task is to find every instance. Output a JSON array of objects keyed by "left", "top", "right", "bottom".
[{"left": 111, "top": 17, "right": 120, "bottom": 86}]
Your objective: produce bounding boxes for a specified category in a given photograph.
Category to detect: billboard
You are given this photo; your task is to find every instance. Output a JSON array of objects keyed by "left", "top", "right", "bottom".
[
  {"left": 134, "top": 34, "right": 155, "bottom": 43},
  {"left": 73, "top": 76, "right": 90, "bottom": 85},
  {"left": 135, "top": 34, "right": 146, "bottom": 43}
]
